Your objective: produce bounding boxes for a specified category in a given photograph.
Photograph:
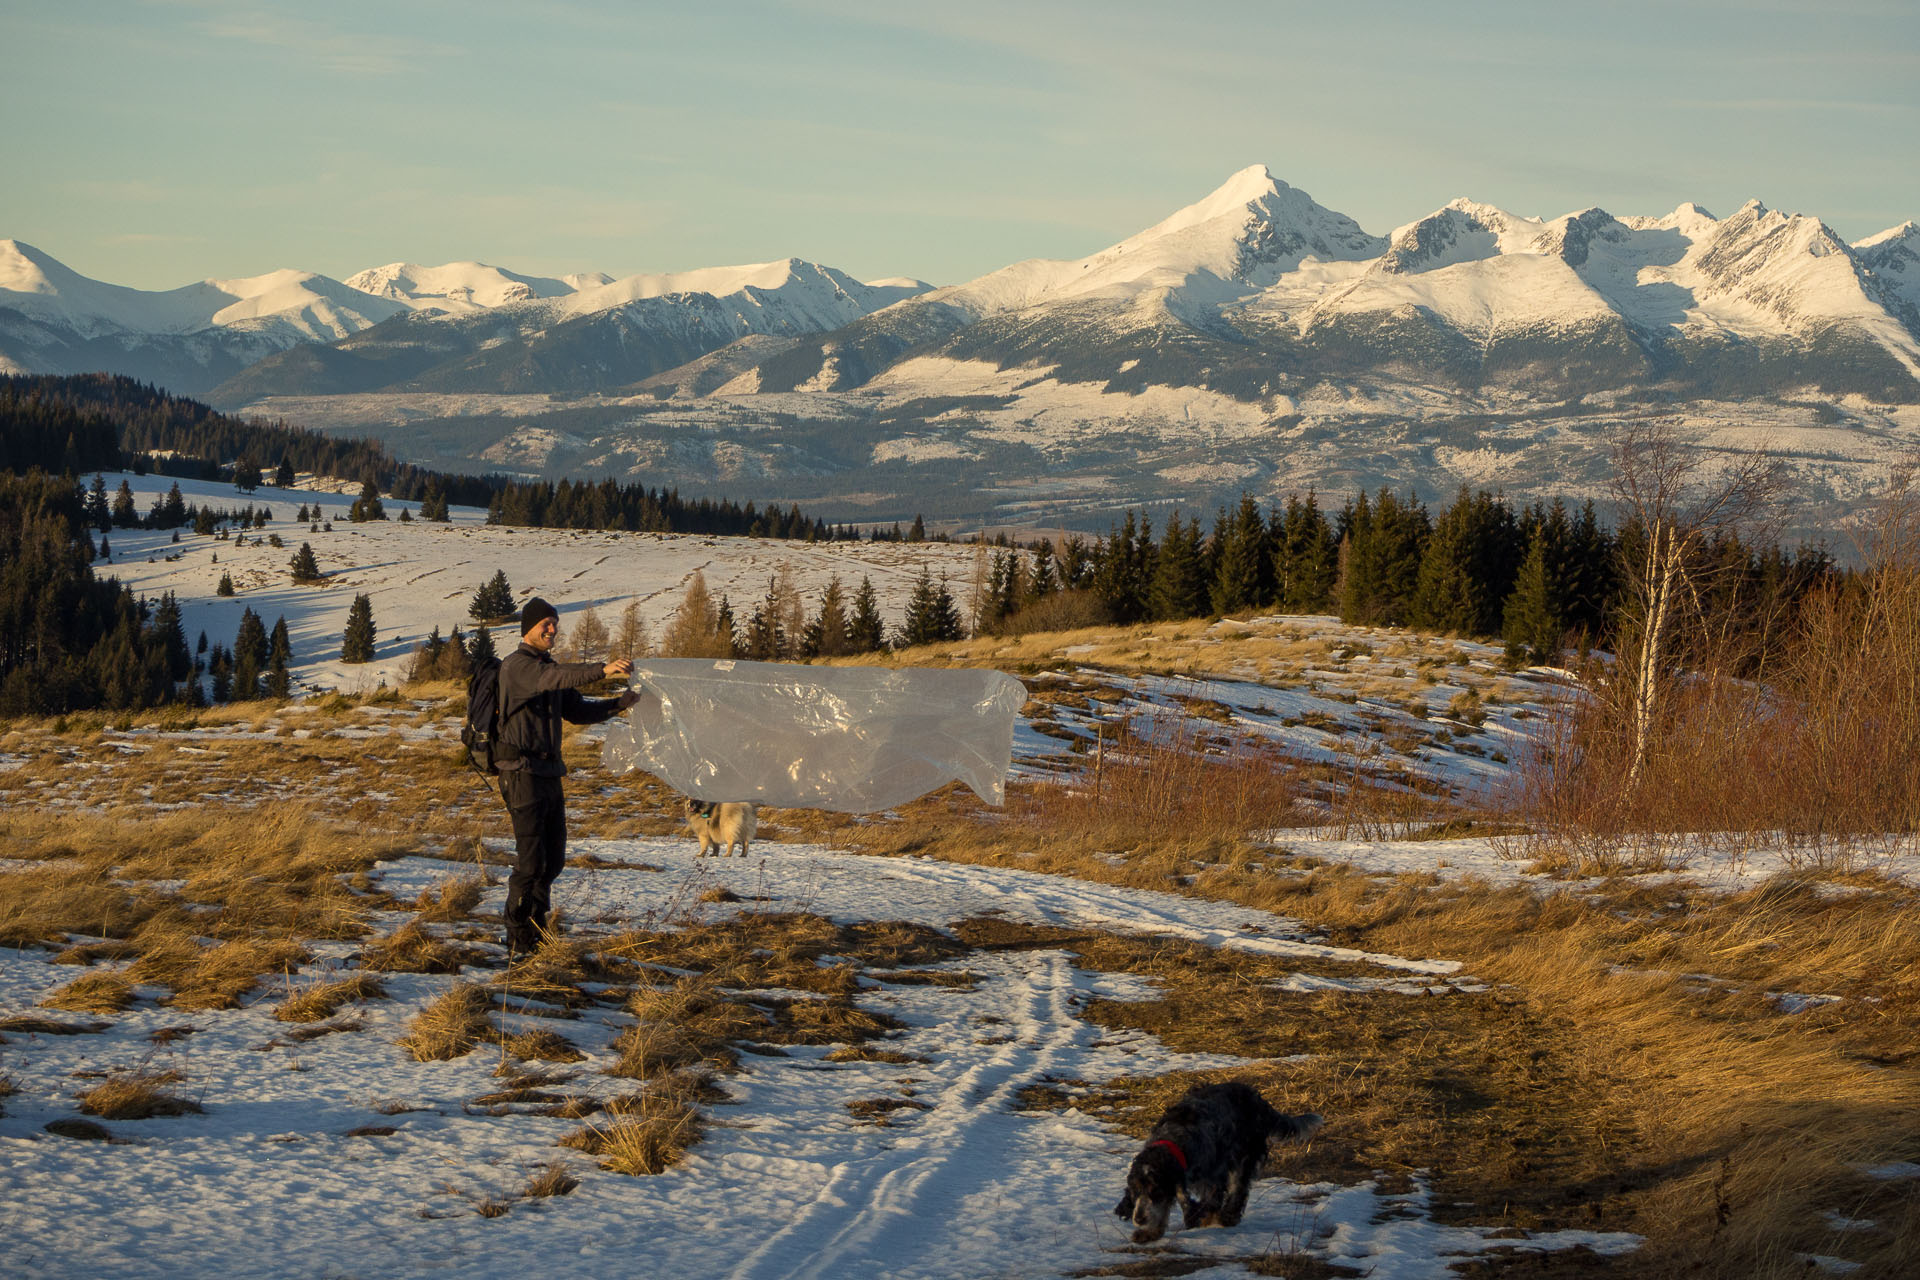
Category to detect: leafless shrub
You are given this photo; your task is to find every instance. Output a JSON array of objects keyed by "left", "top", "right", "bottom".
[{"left": 1023, "top": 713, "right": 1305, "bottom": 850}]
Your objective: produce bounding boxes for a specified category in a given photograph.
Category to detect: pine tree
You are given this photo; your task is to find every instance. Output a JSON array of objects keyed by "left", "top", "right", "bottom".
[
  {"left": 1093, "top": 512, "right": 1152, "bottom": 624},
  {"left": 1502, "top": 502, "right": 1574, "bottom": 663},
  {"left": 1275, "top": 492, "right": 1339, "bottom": 613},
  {"left": 348, "top": 479, "right": 386, "bottom": 522},
  {"left": 469, "top": 570, "right": 515, "bottom": 624},
  {"left": 265, "top": 616, "right": 292, "bottom": 699},
  {"left": 804, "top": 576, "right": 852, "bottom": 657},
  {"left": 899, "top": 568, "right": 964, "bottom": 646},
  {"left": 232, "top": 455, "right": 261, "bottom": 493},
  {"left": 1149, "top": 513, "right": 1208, "bottom": 621},
  {"left": 289, "top": 541, "right": 322, "bottom": 583},
  {"left": 232, "top": 608, "right": 268, "bottom": 699},
  {"left": 216, "top": 572, "right": 235, "bottom": 597},
  {"left": 713, "top": 595, "right": 739, "bottom": 656},
  {"left": 86, "top": 474, "right": 111, "bottom": 531},
  {"left": 341, "top": 594, "right": 376, "bottom": 663},
  {"left": 1210, "top": 496, "right": 1271, "bottom": 615},
  {"left": 1027, "top": 540, "right": 1059, "bottom": 597},
  {"left": 848, "top": 575, "right": 886, "bottom": 653},
  {"left": 147, "top": 592, "right": 191, "bottom": 682},
  {"left": 467, "top": 623, "right": 498, "bottom": 666},
  {"left": 275, "top": 458, "right": 295, "bottom": 488},
  {"left": 111, "top": 479, "right": 137, "bottom": 527}
]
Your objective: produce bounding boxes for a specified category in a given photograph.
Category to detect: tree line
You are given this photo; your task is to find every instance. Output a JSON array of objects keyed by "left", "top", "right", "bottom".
[
  {"left": 978, "top": 487, "right": 1833, "bottom": 662},
  {"left": 1, "top": 373, "right": 929, "bottom": 542}
]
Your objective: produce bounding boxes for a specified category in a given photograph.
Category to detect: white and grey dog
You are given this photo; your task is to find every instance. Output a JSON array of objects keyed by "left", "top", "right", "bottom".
[{"left": 684, "top": 799, "right": 758, "bottom": 858}]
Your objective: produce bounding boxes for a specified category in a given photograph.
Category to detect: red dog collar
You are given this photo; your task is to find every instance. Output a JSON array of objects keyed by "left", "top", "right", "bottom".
[{"left": 1147, "top": 1139, "right": 1189, "bottom": 1172}]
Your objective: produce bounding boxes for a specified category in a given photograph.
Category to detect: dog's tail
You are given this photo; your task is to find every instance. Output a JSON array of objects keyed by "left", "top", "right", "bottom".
[{"left": 1272, "top": 1112, "right": 1323, "bottom": 1143}]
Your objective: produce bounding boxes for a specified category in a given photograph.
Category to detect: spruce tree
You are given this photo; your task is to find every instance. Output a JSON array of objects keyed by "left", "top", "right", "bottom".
[
  {"left": 111, "top": 479, "right": 137, "bottom": 527},
  {"left": 216, "top": 572, "right": 235, "bottom": 597},
  {"left": 275, "top": 458, "right": 296, "bottom": 488},
  {"left": 341, "top": 594, "right": 377, "bottom": 663},
  {"left": 1027, "top": 540, "right": 1059, "bottom": 597},
  {"left": 804, "top": 576, "right": 851, "bottom": 657},
  {"left": 1276, "top": 491, "right": 1338, "bottom": 613},
  {"left": 1211, "top": 496, "right": 1271, "bottom": 615},
  {"left": 86, "top": 474, "right": 111, "bottom": 531},
  {"left": 1502, "top": 503, "right": 1574, "bottom": 663},
  {"left": 265, "top": 616, "right": 292, "bottom": 699},
  {"left": 470, "top": 570, "right": 515, "bottom": 624},
  {"left": 289, "top": 541, "right": 322, "bottom": 583},
  {"left": 348, "top": 479, "right": 386, "bottom": 522},
  {"left": 467, "top": 623, "right": 498, "bottom": 666},
  {"left": 1149, "top": 513, "right": 1207, "bottom": 621},
  {"left": 232, "top": 608, "right": 268, "bottom": 699},
  {"left": 147, "top": 592, "right": 191, "bottom": 682},
  {"left": 848, "top": 575, "right": 886, "bottom": 653}
]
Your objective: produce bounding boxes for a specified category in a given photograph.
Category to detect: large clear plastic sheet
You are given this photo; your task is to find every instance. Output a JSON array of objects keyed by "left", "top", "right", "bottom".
[{"left": 599, "top": 659, "right": 1027, "bottom": 813}]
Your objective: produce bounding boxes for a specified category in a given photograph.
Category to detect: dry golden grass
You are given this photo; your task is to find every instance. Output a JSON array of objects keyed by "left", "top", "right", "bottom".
[
  {"left": 609, "top": 979, "right": 760, "bottom": 1079},
  {"left": 360, "top": 920, "right": 487, "bottom": 975},
  {"left": 560, "top": 1090, "right": 706, "bottom": 1175},
  {"left": 521, "top": 1162, "right": 579, "bottom": 1198},
  {"left": 74, "top": 1069, "right": 203, "bottom": 1120},
  {"left": 412, "top": 872, "right": 485, "bottom": 922},
  {"left": 274, "top": 973, "right": 386, "bottom": 1023},
  {"left": 39, "top": 970, "right": 137, "bottom": 1013},
  {"left": 397, "top": 983, "right": 493, "bottom": 1062}
]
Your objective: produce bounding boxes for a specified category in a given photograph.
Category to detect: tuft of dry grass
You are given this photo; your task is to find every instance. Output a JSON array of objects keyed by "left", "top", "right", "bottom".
[
  {"left": 123, "top": 926, "right": 311, "bottom": 1010},
  {"left": 360, "top": 920, "right": 486, "bottom": 975},
  {"left": 561, "top": 1093, "right": 705, "bottom": 1176},
  {"left": 521, "top": 1162, "right": 579, "bottom": 1198},
  {"left": 39, "top": 970, "right": 137, "bottom": 1013},
  {"left": 397, "top": 983, "right": 493, "bottom": 1062},
  {"left": 413, "top": 873, "right": 485, "bottom": 922},
  {"left": 74, "top": 1069, "right": 204, "bottom": 1120},
  {"left": 609, "top": 979, "right": 758, "bottom": 1079},
  {"left": 274, "top": 973, "right": 386, "bottom": 1023}
]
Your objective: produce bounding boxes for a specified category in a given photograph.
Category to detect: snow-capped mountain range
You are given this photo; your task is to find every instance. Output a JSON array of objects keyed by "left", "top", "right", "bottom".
[{"left": 5, "top": 167, "right": 1920, "bottom": 533}]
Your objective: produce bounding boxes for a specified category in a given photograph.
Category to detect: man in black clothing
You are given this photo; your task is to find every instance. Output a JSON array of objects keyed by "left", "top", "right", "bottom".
[{"left": 496, "top": 596, "right": 641, "bottom": 953}]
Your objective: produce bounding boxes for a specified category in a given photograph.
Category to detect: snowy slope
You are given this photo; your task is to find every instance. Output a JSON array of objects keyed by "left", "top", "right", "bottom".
[
  {"left": 344, "top": 261, "right": 596, "bottom": 313},
  {"left": 931, "top": 165, "right": 1385, "bottom": 318}
]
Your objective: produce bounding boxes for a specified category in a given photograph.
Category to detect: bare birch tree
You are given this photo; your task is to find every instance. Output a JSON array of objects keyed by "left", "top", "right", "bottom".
[{"left": 1610, "top": 422, "right": 1781, "bottom": 792}]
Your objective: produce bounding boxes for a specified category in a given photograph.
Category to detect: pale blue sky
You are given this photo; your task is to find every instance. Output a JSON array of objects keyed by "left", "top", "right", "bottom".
[{"left": 4, "top": 0, "right": 1915, "bottom": 290}]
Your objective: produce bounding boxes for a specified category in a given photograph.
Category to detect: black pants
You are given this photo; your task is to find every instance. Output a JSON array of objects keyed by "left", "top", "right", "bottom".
[{"left": 501, "top": 769, "right": 566, "bottom": 949}]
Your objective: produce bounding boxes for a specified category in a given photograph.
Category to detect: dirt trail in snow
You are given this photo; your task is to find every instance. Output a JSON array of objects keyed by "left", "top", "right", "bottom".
[{"left": 725, "top": 951, "right": 1087, "bottom": 1280}]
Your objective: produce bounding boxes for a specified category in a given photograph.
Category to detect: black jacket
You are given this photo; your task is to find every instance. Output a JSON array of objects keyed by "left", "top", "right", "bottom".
[{"left": 497, "top": 643, "right": 624, "bottom": 777}]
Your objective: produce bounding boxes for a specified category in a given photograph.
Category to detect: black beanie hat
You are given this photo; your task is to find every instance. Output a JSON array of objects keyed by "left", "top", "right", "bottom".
[{"left": 520, "top": 596, "right": 559, "bottom": 636}]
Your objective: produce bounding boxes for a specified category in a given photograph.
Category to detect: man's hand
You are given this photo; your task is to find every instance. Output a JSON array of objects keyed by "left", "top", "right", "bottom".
[
  {"left": 616, "top": 689, "right": 643, "bottom": 711},
  {"left": 603, "top": 658, "right": 633, "bottom": 680}
]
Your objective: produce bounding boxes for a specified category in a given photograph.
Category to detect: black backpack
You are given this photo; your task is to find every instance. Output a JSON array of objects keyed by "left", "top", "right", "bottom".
[{"left": 462, "top": 657, "right": 504, "bottom": 775}]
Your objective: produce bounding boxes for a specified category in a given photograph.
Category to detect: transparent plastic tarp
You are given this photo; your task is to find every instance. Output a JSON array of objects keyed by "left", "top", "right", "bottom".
[{"left": 600, "top": 659, "right": 1027, "bottom": 813}]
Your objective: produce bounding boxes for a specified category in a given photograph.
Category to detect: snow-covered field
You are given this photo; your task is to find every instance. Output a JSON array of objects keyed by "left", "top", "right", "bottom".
[
  {"left": 10, "top": 475, "right": 1916, "bottom": 1279},
  {"left": 89, "top": 471, "right": 984, "bottom": 696},
  {"left": 1, "top": 839, "right": 1639, "bottom": 1280}
]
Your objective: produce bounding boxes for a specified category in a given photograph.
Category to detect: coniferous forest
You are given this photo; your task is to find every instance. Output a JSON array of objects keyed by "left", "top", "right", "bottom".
[{"left": 0, "top": 371, "right": 1845, "bottom": 715}]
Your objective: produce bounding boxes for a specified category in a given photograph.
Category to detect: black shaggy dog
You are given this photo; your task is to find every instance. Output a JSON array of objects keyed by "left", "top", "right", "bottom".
[{"left": 1113, "top": 1081, "right": 1322, "bottom": 1244}]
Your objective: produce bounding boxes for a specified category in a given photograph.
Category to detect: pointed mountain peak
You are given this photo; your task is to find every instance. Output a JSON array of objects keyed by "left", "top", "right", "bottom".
[{"left": 1857, "top": 221, "right": 1920, "bottom": 251}]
